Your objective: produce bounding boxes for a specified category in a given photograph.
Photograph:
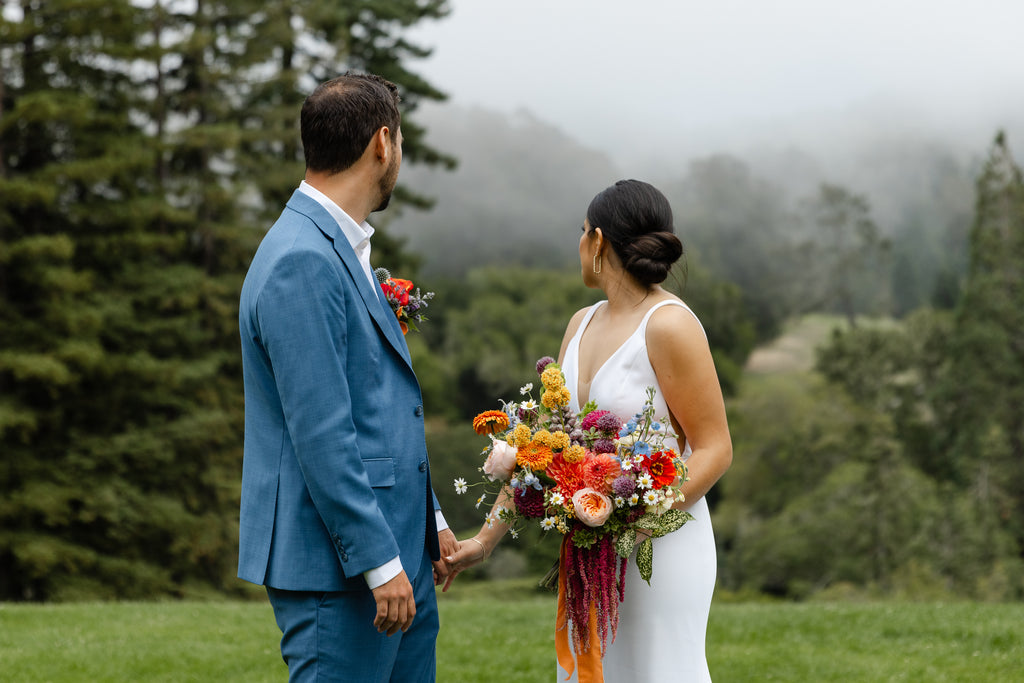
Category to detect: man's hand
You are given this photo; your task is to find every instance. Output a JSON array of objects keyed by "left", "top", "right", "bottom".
[
  {"left": 432, "top": 528, "right": 458, "bottom": 586},
  {"left": 370, "top": 571, "right": 415, "bottom": 636}
]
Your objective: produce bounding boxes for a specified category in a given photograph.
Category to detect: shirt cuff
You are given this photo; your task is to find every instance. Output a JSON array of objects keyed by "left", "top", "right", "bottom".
[
  {"left": 363, "top": 556, "right": 403, "bottom": 590},
  {"left": 435, "top": 509, "right": 449, "bottom": 532}
]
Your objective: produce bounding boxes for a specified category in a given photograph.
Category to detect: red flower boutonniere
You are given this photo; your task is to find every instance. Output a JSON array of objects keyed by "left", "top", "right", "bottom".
[{"left": 373, "top": 267, "right": 434, "bottom": 334}]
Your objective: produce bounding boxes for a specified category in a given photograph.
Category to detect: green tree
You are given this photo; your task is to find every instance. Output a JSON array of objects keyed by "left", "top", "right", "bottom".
[
  {"left": 797, "top": 184, "right": 891, "bottom": 327},
  {"left": 939, "top": 132, "right": 1024, "bottom": 567},
  {"left": 0, "top": 0, "right": 452, "bottom": 600}
]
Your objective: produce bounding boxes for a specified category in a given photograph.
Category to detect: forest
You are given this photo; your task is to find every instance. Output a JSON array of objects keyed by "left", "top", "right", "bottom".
[{"left": 2, "top": 1, "right": 1022, "bottom": 603}]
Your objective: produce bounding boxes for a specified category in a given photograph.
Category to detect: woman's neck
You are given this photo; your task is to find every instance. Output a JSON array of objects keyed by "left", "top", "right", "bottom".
[{"left": 602, "top": 277, "right": 661, "bottom": 313}]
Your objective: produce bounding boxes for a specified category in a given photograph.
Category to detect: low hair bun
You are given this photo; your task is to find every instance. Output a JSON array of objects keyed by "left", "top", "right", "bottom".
[{"left": 621, "top": 231, "right": 683, "bottom": 285}]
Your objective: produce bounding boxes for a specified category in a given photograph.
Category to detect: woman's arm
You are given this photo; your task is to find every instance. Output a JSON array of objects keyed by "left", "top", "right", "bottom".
[
  {"left": 646, "top": 304, "right": 733, "bottom": 508},
  {"left": 441, "top": 487, "right": 513, "bottom": 591}
]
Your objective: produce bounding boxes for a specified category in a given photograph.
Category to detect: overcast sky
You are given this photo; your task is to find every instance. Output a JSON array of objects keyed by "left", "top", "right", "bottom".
[{"left": 406, "top": 0, "right": 1024, "bottom": 162}]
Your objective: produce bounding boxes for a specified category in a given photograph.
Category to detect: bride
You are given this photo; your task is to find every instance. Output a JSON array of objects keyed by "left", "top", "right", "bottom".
[{"left": 445, "top": 179, "right": 733, "bottom": 682}]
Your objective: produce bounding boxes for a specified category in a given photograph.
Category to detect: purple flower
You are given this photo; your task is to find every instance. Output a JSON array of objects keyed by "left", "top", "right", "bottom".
[
  {"left": 593, "top": 438, "right": 616, "bottom": 454},
  {"left": 536, "top": 356, "right": 556, "bottom": 375},
  {"left": 595, "top": 412, "right": 623, "bottom": 434},
  {"left": 611, "top": 475, "right": 636, "bottom": 498}
]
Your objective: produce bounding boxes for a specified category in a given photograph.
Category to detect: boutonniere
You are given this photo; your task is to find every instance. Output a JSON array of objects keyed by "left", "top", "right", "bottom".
[{"left": 373, "top": 267, "right": 434, "bottom": 334}]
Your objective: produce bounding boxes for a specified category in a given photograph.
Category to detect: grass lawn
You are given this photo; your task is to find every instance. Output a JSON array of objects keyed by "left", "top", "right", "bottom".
[{"left": 1, "top": 582, "right": 1021, "bottom": 681}]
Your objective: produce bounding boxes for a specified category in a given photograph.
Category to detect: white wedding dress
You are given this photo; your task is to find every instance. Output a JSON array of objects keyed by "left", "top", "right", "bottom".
[{"left": 559, "top": 300, "right": 717, "bottom": 683}]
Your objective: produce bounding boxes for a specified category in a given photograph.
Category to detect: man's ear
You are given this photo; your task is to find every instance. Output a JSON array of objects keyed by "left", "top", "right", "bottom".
[{"left": 373, "top": 126, "right": 393, "bottom": 164}]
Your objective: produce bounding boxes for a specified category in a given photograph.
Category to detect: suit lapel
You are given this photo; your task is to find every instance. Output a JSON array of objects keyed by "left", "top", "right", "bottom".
[{"left": 285, "top": 191, "right": 412, "bottom": 368}]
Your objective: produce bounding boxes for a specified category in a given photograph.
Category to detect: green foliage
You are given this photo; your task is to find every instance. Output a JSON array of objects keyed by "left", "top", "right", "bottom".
[
  {"left": 937, "top": 131, "right": 1024, "bottom": 560},
  {"left": 439, "top": 266, "right": 602, "bottom": 416},
  {"left": 0, "top": 0, "right": 452, "bottom": 601}
]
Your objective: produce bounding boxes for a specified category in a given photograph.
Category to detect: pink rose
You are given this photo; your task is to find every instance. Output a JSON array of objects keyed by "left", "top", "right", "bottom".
[
  {"left": 482, "top": 437, "right": 518, "bottom": 482},
  {"left": 571, "top": 488, "right": 613, "bottom": 527}
]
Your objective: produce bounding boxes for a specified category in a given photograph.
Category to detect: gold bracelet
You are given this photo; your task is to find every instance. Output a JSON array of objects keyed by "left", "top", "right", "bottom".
[{"left": 470, "top": 537, "right": 488, "bottom": 561}]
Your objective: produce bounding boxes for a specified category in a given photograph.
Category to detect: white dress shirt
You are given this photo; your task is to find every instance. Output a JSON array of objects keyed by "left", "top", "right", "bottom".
[{"left": 296, "top": 181, "right": 448, "bottom": 589}]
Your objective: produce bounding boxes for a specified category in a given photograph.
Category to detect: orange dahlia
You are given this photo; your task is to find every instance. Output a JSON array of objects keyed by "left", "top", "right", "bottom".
[
  {"left": 517, "top": 440, "right": 554, "bottom": 472},
  {"left": 473, "top": 410, "right": 509, "bottom": 435},
  {"left": 547, "top": 451, "right": 586, "bottom": 500},
  {"left": 583, "top": 451, "right": 623, "bottom": 494}
]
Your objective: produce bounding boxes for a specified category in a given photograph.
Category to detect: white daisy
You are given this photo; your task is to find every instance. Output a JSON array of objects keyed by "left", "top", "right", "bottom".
[
  {"left": 509, "top": 527, "right": 520, "bottom": 539},
  {"left": 549, "top": 491, "right": 565, "bottom": 507},
  {"left": 485, "top": 511, "right": 498, "bottom": 528},
  {"left": 643, "top": 490, "right": 660, "bottom": 506},
  {"left": 521, "top": 399, "right": 538, "bottom": 410},
  {"left": 636, "top": 473, "right": 654, "bottom": 489},
  {"left": 540, "top": 516, "right": 557, "bottom": 531},
  {"left": 475, "top": 494, "right": 486, "bottom": 509},
  {"left": 629, "top": 493, "right": 640, "bottom": 506},
  {"left": 454, "top": 478, "right": 468, "bottom": 494},
  {"left": 614, "top": 496, "right": 626, "bottom": 508},
  {"left": 520, "top": 383, "right": 534, "bottom": 395}
]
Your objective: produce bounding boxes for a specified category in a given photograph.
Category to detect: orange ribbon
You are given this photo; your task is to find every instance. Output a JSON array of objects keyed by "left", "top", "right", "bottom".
[{"left": 555, "top": 537, "right": 604, "bottom": 682}]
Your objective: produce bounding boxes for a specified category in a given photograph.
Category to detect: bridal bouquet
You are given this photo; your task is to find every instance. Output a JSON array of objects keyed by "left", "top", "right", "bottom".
[
  {"left": 456, "top": 356, "right": 693, "bottom": 673},
  {"left": 373, "top": 267, "right": 433, "bottom": 334}
]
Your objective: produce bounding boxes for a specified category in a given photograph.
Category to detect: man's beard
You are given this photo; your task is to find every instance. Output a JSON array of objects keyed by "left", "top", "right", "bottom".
[{"left": 374, "top": 153, "right": 400, "bottom": 212}]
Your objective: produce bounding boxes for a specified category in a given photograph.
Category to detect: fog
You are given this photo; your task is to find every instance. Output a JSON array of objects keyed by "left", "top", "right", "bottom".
[{"left": 407, "top": 0, "right": 1024, "bottom": 166}]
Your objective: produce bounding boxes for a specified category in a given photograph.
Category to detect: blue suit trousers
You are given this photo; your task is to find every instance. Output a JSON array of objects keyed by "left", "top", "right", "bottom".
[{"left": 267, "top": 550, "right": 438, "bottom": 682}]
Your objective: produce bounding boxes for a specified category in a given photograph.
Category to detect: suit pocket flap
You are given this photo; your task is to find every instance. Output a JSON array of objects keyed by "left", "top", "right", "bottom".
[{"left": 363, "top": 457, "right": 396, "bottom": 488}]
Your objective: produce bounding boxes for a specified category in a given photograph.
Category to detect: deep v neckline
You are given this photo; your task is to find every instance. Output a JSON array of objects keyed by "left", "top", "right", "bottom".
[{"left": 574, "top": 302, "right": 644, "bottom": 407}]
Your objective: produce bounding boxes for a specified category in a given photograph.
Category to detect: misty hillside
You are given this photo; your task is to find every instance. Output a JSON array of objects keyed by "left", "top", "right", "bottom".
[
  {"left": 381, "top": 105, "right": 620, "bottom": 277},
  {"left": 387, "top": 99, "right": 1022, "bottom": 301}
]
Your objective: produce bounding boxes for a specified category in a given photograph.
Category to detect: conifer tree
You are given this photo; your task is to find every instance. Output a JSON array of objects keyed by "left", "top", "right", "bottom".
[
  {"left": 940, "top": 132, "right": 1024, "bottom": 571},
  {"left": 1, "top": 0, "right": 452, "bottom": 600}
]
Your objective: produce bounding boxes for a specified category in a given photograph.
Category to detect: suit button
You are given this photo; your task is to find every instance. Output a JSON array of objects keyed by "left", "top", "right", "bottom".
[
  {"left": 419, "top": 462, "right": 427, "bottom": 472},
  {"left": 414, "top": 405, "right": 424, "bottom": 417},
  {"left": 341, "top": 553, "right": 349, "bottom": 561}
]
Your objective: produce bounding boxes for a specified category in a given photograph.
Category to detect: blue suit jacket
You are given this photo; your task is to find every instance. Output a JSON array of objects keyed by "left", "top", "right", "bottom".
[{"left": 237, "top": 190, "right": 439, "bottom": 591}]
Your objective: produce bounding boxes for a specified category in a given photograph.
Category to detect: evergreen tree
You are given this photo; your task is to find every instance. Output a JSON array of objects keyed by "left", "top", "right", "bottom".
[
  {"left": 1, "top": 0, "right": 452, "bottom": 600},
  {"left": 940, "top": 132, "right": 1024, "bottom": 573}
]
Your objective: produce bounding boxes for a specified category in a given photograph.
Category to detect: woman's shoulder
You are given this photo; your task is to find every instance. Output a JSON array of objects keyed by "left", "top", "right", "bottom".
[
  {"left": 565, "top": 303, "right": 600, "bottom": 337},
  {"left": 645, "top": 296, "right": 707, "bottom": 344}
]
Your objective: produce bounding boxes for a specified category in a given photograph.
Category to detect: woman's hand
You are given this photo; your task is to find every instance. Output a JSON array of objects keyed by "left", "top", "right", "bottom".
[{"left": 440, "top": 536, "right": 491, "bottom": 592}]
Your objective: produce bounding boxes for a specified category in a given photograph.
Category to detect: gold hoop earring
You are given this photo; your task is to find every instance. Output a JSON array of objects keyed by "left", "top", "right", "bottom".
[{"left": 593, "top": 251, "right": 602, "bottom": 274}]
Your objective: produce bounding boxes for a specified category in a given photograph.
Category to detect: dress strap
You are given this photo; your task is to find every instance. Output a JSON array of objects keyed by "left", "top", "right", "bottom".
[
  {"left": 572, "top": 301, "right": 606, "bottom": 344},
  {"left": 639, "top": 300, "right": 706, "bottom": 339}
]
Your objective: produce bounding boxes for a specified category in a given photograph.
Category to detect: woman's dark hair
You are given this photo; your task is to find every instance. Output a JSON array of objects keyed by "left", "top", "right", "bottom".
[
  {"left": 300, "top": 72, "right": 401, "bottom": 174},
  {"left": 586, "top": 179, "right": 684, "bottom": 286}
]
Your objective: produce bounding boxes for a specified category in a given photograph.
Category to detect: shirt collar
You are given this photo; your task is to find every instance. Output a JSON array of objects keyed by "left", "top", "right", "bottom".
[{"left": 297, "top": 180, "right": 375, "bottom": 256}]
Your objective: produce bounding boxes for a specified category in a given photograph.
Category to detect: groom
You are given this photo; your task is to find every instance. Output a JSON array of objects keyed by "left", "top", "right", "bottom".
[{"left": 238, "top": 72, "right": 456, "bottom": 682}]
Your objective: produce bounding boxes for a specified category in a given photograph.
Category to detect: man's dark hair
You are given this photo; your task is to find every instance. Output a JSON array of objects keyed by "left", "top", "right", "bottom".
[{"left": 300, "top": 72, "right": 401, "bottom": 174}]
